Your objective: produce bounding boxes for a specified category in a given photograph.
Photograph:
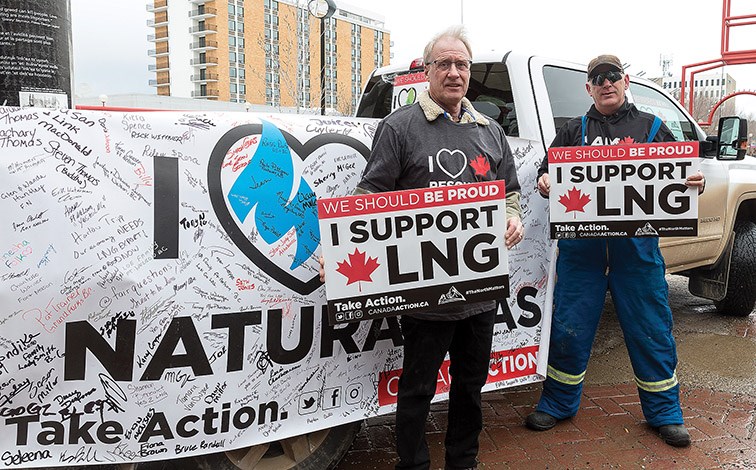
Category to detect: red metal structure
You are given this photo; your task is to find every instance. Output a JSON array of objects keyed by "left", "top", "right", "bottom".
[{"left": 680, "top": 0, "right": 756, "bottom": 126}]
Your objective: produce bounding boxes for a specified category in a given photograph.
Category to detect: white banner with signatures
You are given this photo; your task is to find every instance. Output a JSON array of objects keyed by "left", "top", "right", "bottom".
[{"left": 0, "top": 107, "right": 552, "bottom": 468}]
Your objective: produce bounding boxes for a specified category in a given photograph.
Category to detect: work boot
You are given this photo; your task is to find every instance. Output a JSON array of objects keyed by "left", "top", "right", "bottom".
[
  {"left": 525, "top": 411, "right": 557, "bottom": 431},
  {"left": 658, "top": 424, "right": 691, "bottom": 447}
]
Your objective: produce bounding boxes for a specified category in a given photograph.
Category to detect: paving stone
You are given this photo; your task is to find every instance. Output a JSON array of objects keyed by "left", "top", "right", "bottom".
[{"left": 339, "top": 384, "right": 756, "bottom": 470}]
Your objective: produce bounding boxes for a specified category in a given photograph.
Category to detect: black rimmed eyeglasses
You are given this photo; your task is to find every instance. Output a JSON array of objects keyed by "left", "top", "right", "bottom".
[
  {"left": 427, "top": 59, "right": 472, "bottom": 72},
  {"left": 589, "top": 71, "right": 624, "bottom": 86}
]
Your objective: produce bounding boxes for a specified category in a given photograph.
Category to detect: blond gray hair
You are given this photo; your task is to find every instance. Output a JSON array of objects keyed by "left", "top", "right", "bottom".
[{"left": 423, "top": 25, "right": 472, "bottom": 64}]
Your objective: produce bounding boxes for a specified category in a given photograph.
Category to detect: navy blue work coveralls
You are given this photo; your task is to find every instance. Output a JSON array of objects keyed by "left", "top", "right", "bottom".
[{"left": 535, "top": 99, "right": 684, "bottom": 427}]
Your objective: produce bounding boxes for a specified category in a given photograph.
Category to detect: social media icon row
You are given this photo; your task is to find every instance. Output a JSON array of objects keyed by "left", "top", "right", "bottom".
[{"left": 298, "top": 383, "right": 363, "bottom": 415}]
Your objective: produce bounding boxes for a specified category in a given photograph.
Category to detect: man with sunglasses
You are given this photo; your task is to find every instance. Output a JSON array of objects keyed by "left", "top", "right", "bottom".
[{"left": 527, "top": 54, "right": 705, "bottom": 448}]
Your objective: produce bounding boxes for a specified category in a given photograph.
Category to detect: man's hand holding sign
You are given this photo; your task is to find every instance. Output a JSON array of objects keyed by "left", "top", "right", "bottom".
[{"left": 318, "top": 181, "right": 511, "bottom": 324}]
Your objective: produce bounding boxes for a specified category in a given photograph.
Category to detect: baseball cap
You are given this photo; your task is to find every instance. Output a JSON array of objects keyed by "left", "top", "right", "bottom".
[{"left": 586, "top": 54, "right": 624, "bottom": 78}]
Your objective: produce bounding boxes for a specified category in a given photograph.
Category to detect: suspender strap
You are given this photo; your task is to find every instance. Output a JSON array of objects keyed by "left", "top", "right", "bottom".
[
  {"left": 581, "top": 115, "right": 587, "bottom": 146},
  {"left": 648, "top": 116, "right": 662, "bottom": 142}
]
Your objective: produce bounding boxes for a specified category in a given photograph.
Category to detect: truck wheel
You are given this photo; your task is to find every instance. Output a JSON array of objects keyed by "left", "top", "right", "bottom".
[
  {"left": 190, "top": 422, "right": 361, "bottom": 470},
  {"left": 122, "top": 424, "right": 361, "bottom": 470},
  {"left": 714, "top": 220, "right": 756, "bottom": 317}
]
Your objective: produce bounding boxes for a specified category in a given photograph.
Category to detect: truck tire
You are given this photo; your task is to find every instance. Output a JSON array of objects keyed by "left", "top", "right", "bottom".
[
  {"left": 714, "top": 220, "right": 756, "bottom": 317},
  {"left": 130, "top": 422, "right": 362, "bottom": 470}
]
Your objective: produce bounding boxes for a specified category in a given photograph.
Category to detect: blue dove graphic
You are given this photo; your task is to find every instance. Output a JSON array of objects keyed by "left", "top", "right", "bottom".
[{"left": 226, "top": 120, "right": 319, "bottom": 269}]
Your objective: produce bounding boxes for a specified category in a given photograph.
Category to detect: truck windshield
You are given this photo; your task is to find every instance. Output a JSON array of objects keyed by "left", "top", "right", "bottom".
[{"left": 356, "top": 62, "right": 519, "bottom": 137}]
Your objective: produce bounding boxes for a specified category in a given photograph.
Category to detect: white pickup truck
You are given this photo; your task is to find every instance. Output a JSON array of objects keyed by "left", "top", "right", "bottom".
[
  {"left": 357, "top": 51, "right": 756, "bottom": 317},
  {"left": 1, "top": 51, "right": 753, "bottom": 470}
]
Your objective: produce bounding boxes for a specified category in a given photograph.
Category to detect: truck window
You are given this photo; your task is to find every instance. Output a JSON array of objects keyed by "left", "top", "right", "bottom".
[
  {"left": 468, "top": 61, "right": 518, "bottom": 137},
  {"left": 356, "top": 73, "right": 396, "bottom": 118},
  {"left": 543, "top": 66, "right": 594, "bottom": 132},
  {"left": 356, "top": 61, "right": 519, "bottom": 137},
  {"left": 628, "top": 83, "right": 697, "bottom": 142}
]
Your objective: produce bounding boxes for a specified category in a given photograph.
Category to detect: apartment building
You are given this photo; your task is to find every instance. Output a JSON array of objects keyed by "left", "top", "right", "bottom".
[
  {"left": 658, "top": 72, "right": 737, "bottom": 102},
  {"left": 147, "top": 0, "right": 390, "bottom": 114}
]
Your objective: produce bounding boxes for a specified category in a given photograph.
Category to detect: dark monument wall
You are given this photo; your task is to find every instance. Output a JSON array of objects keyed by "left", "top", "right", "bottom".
[{"left": 0, "top": 0, "right": 73, "bottom": 108}]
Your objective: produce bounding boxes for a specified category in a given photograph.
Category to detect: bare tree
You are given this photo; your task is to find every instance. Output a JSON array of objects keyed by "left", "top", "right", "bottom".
[{"left": 253, "top": 4, "right": 314, "bottom": 113}]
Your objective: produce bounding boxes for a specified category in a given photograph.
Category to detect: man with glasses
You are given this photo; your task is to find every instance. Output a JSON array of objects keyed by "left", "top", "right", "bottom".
[
  {"left": 527, "top": 54, "right": 704, "bottom": 448},
  {"left": 356, "top": 25, "right": 523, "bottom": 470}
]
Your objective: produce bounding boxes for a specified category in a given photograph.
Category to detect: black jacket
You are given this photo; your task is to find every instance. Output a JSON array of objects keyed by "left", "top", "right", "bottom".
[{"left": 537, "top": 99, "right": 676, "bottom": 178}]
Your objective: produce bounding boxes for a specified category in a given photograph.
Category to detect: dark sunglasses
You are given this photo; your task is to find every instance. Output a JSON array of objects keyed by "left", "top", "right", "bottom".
[{"left": 589, "top": 70, "right": 623, "bottom": 86}]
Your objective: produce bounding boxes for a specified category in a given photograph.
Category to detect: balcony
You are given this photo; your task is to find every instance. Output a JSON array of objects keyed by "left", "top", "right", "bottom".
[
  {"left": 189, "top": 25, "right": 217, "bottom": 35},
  {"left": 149, "top": 79, "right": 171, "bottom": 88},
  {"left": 191, "top": 72, "right": 219, "bottom": 82},
  {"left": 191, "top": 89, "right": 219, "bottom": 99},
  {"left": 146, "top": 17, "right": 168, "bottom": 27},
  {"left": 190, "top": 39, "right": 218, "bottom": 51},
  {"left": 148, "top": 63, "right": 169, "bottom": 72},
  {"left": 148, "top": 48, "right": 169, "bottom": 57},
  {"left": 149, "top": 78, "right": 170, "bottom": 86},
  {"left": 146, "top": 0, "right": 167, "bottom": 12},
  {"left": 147, "top": 31, "right": 169, "bottom": 42},
  {"left": 189, "top": 6, "right": 217, "bottom": 19},
  {"left": 190, "top": 57, "right": 218, "bottom": 66}
]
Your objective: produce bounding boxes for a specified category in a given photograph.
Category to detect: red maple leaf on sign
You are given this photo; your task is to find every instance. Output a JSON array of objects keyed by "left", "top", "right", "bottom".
[
  {"left": 469, "top": 155, "right": 490, "bottom": 178},
  {"left": 619, "top": 136, "right": 635, "bottom": 145},
  {"left": 558, "top": 186, "right": 591, "bottom": 218},
  {"left": 336, "top": 248, "right": 380, "bottom": 291}
]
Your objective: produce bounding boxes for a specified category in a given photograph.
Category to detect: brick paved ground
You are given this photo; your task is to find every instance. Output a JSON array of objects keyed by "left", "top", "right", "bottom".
[{"left": 338, "top": 383, "right": 756, "bottom": 469}]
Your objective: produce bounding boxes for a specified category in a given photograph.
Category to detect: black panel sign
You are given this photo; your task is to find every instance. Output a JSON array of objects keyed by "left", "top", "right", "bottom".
[{"left": 0, "top": 0, "right": 72, "bottom": 108}]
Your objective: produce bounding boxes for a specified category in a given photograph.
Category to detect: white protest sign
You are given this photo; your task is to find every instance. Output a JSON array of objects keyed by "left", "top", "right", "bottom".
[
  {"left": 391, "top": 71, "right": 428, "bottom": 112},
  {"left": 318, "top": 181, "right": 509, "bottom": 324},
  {"left": 548, "top": 142, "right": 699, "bottom": 238}
]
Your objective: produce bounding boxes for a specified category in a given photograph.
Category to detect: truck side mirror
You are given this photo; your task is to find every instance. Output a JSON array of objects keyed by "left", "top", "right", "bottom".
[{"left": 717, "top": 116, "right": 748, "bottom": 160}]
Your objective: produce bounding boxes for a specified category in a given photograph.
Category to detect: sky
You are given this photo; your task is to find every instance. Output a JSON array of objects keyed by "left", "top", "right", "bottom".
[{"left": 71, "top": 0, "right": 756, "bottom": 115}]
